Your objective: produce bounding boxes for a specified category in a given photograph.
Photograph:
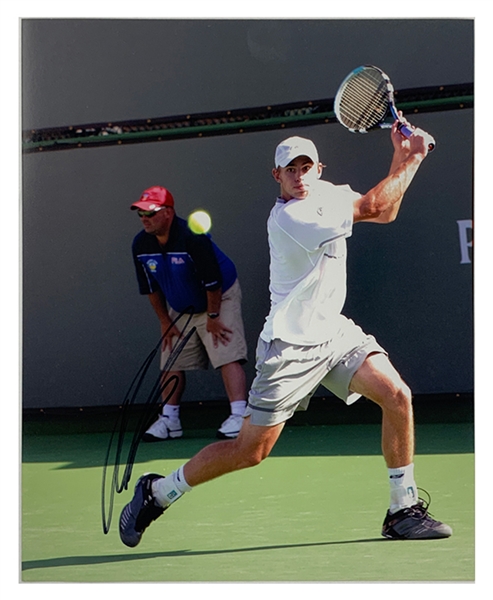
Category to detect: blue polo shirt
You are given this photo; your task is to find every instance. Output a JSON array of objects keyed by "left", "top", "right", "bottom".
[{"left": 132, "top": 216, "right": 237, "bottom": 314}]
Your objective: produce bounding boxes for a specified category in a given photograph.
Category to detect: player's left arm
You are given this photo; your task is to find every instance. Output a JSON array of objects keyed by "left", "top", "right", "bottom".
[
  {"left": 353, "top": 117, "right": 433, "bottom": 224},
  {"left": 364, "top": 115, "right": 412, "bottom": 223}
]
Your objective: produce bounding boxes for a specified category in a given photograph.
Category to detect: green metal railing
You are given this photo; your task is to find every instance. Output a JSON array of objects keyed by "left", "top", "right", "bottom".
[{"left": 22, "top": 83, "right": 473, "bottom": 154}]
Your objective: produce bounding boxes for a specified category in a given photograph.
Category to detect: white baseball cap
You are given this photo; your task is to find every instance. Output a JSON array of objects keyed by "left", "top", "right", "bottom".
[{"left": 274, "top": 136, "right": 320, "bottom": 168}]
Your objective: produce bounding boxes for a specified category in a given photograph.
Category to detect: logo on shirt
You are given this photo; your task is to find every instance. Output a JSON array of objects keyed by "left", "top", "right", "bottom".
[
  {"left": 171, "top": 256, "right": 185, "bottom": 265},
  {"left": 146, "top": 259, "right": 158, "bottom": 272},
  {"left": 317, "top": 207, "right": 323, "bottom": 216}
]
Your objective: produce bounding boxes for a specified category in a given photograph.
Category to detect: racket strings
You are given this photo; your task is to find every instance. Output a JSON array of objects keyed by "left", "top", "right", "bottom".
[{"left": 338, "top": 70, "right": 389, "bottom": 130}]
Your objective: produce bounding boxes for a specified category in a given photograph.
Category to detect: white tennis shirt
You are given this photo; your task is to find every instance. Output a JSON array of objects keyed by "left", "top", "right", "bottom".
[{"left": 260, "top": 179, "right": 361, "bottom": 345}]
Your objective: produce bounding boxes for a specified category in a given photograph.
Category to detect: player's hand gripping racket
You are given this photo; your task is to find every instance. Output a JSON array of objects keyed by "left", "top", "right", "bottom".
[{"left": 334, "top": 65, "right": 435, "bottom": 152}]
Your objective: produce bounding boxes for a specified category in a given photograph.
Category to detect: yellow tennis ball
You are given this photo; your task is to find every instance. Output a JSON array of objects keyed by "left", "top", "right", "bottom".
[{"left": 188, "top": 210, "right": 212, "bottom": 234}]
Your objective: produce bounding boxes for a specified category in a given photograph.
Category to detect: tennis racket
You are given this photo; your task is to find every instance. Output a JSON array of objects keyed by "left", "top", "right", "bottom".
[{"left": 334, "top": 65, "right": 435, "bottom": 152}]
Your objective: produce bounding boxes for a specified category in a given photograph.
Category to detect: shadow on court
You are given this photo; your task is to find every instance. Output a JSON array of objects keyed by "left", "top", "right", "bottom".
[
  {"left": 21, "top": 422, "right": 474, "bottom": 470},
  {"left": 22, "top": 537, "right": 387, "bottom": 571}
]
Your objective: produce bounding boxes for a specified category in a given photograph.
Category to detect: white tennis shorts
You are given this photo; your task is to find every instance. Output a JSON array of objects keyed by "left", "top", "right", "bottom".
[{"left": 245, "top": 317, "right": 386, "bottom": 426}]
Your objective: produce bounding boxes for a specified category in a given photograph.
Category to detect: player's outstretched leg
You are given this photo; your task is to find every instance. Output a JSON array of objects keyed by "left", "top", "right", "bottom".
[
  {"left": 119, "top": 473, "right": 167, "bottom": 547},
  {"left": 119, "top": 418, "right": 284, "bottom": 547}
]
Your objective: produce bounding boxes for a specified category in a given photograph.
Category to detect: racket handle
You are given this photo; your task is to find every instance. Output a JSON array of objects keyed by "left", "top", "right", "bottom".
[
  {"left": 397, "top": 122, "right": 435, "bottom": 152},
  {"left": 396, "top": 122, "right": 413, "bottom": 138}
]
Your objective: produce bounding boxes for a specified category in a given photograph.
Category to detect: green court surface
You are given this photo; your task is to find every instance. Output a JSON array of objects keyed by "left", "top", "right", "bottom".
[{"left": 21, "top": 422, "right": 474, "bottom": 583}]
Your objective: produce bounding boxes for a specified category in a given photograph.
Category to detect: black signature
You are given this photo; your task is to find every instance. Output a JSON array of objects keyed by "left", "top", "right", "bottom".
[{"left": 101, "top": 309, "right": 196, "bottom": 535}]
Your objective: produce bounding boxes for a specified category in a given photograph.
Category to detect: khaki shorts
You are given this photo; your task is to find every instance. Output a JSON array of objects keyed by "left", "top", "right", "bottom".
[
  {"left": 161, "top": 279, "right": 248, "bottom": 371},
  {"left": 245, "top": 317, "right": 386, "bottom": 426}
]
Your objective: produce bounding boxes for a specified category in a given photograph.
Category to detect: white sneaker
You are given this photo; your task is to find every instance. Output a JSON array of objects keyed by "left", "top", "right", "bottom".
[
  {"left": 142, "top": 414, "right": 183, "bottom": 442},
  {"left": 217, "top": 414, "right": 244, "bottom": 439}
]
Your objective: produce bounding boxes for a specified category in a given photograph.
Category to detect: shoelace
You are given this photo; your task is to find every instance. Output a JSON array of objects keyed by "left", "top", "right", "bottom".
[{"left": 408, "top": 488, "right": 435, "bottom": 519}]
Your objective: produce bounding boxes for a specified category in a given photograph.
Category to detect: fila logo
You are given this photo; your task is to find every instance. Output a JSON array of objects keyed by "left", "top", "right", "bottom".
[{"left": 171, "top": 257, "right": 185, "bottom": 265}]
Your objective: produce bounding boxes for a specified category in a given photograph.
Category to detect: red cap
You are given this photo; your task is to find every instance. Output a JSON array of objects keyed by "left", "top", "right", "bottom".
[{"left": 130, "top": 186, "right": 175, "bottom": 211}]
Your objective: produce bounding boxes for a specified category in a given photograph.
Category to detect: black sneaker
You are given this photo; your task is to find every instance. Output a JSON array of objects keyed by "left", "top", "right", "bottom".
[
  {"left": 119, "top": 473, "right": 166, "bottom": 547},
  {"left": 382, "top": 494, "right": 453, "bottom": 540}
]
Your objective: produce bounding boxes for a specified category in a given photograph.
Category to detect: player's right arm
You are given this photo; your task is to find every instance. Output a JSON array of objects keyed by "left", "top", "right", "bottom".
[{"left": 148, "top": 289, "right": 181, "bottom": 352}]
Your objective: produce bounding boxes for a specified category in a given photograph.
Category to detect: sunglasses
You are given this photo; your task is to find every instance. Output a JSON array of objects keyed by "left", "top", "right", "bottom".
[{"left": 137, "top": 208, "right": 163, "bottom": 218}]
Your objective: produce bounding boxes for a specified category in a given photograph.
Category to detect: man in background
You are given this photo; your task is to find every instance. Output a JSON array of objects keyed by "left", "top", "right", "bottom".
[{"left": 131, "top": 186, "right": 248, "bottom": 440}]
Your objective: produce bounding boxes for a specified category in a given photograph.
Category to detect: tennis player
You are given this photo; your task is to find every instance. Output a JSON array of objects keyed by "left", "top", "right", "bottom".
[{"left": 120, "top": 120, "right": 452, "bottom": 546}]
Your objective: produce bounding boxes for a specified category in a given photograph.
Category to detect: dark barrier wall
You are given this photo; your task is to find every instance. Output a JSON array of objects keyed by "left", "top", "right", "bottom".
[{"left": 21, "top": 19, "right": 473, "bottom": 409}]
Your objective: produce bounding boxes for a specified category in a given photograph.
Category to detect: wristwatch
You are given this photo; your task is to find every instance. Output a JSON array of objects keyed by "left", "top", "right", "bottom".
[{"left": 207, "top": 312, "right": 220, "bottom": 319}]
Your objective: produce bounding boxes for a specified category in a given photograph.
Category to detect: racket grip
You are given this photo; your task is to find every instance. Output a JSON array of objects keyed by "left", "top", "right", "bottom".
[
  {"left": 396, "top": 121, "right": 413, "bottom": 139},
  {"left": 397, "top": 122, "right": 435, "bottom": 152}
]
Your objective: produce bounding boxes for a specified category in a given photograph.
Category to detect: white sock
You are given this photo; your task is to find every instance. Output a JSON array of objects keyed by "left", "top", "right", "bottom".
[
  {"left": 230, "top": 400, "right": 247, "bottom": 417},
  {"left": 152, "top": 465, "right": 192, "bottom": 508},
  {"left": 388, "top": 463, "right": 418, "bottom": 513},
  {"left": 162, "top": 404, "right": 180, "bottom": 419}
]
